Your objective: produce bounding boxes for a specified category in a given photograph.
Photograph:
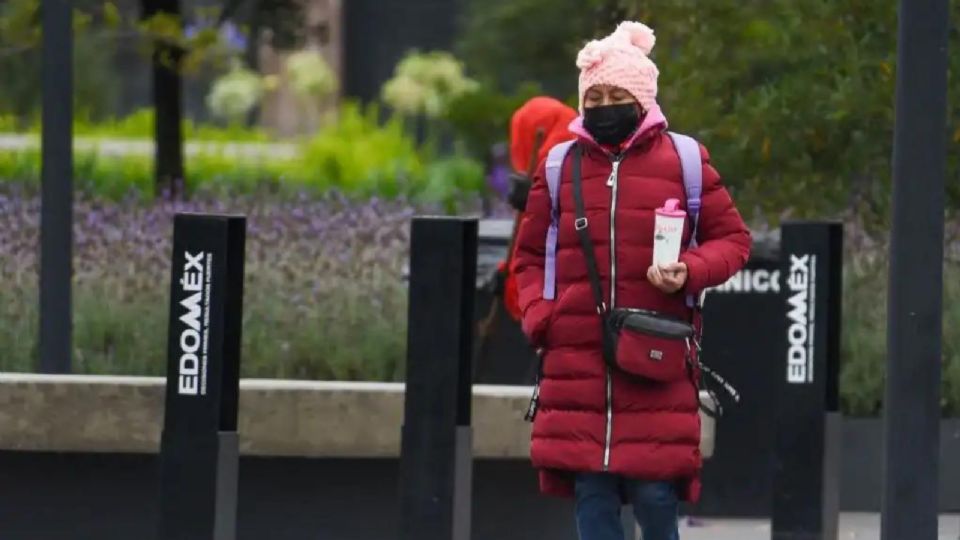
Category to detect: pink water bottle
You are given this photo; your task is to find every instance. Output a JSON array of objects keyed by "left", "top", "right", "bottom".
[{"left": 653, "top": 198, "right": 686, "bottom": 266}]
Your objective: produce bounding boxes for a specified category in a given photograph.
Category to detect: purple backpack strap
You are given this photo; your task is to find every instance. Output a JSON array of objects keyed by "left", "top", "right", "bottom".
[
  {"left": 542, "top": 140, "right": 576, "bottom": 300},
  {"left": 667, "top": 131, "right": 703, "bottom": 307}
]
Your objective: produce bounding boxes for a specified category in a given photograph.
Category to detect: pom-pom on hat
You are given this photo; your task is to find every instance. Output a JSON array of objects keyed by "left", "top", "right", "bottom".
[{"left": 576, "top": 21, "right": 659, "bottom": 112}]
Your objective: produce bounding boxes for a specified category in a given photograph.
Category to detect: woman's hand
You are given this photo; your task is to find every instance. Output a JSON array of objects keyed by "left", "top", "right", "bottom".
[{"left": 647, "top": 262, "right": 688, "bottom": 294}]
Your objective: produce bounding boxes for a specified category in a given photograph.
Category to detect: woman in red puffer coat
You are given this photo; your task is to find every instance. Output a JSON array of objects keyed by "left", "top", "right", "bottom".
[{"left": 511, "top": 21, "right": 751, "bottom": 540}]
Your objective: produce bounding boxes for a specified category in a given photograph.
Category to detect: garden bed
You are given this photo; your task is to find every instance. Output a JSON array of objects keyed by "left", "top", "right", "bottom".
[
  {"left": 2, "top": 186, "right": 960, "bottom": 415},
  {"left": 0, "top": 189, "right": 420, "bottom": 380}
]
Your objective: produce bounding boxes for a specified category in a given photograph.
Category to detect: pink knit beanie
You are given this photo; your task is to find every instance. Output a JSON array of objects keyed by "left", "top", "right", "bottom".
[{"left": 576, "top": 21, "right": 659, "bottom": 112}]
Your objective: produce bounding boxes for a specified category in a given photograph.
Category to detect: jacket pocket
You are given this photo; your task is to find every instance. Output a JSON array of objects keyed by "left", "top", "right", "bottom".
[
  {"left": 613, "top": 329, "right": 688, "bottom": 382},
  {"left": 522, "top": 299, "right": 554, "bottom": 348}
]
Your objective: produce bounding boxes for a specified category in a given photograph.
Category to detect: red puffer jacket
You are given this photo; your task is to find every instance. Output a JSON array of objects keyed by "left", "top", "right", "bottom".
[{"left": 511, "top": 104, "right": 751, "bottom": 501}]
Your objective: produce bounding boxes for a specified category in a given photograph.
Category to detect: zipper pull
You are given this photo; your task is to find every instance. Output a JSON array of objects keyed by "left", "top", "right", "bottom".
[{"left": 606, "top": 158, "right": 622, "bottom": 187}]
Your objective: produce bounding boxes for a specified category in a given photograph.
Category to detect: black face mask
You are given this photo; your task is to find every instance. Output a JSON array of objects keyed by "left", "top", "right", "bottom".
[{"left": 583, "top": 103, "right": 641, "bottom": 146}]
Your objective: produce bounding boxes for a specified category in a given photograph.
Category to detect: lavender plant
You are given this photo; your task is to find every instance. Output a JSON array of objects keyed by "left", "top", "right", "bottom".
[
  {"left": 0, "top": 187, "right": 437, "bottom": 380},
  {"left": 2, "top": 185, "right": 959, "bottom": 414}
]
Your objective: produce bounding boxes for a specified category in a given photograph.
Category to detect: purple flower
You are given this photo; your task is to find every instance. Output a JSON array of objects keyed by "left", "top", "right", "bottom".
[
  {"left": 220, "top": 22, "right": 248, "bottom": 53},
  {"left": 184, "top": 21, "right": 247, "bottom": 53}
]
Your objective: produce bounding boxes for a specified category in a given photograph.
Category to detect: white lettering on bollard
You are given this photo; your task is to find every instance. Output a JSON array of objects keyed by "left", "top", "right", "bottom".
[
  {"left": 786, "top": 254, "right": 816, "bottom": 384},
  {"left": 176, "top": 251, "right": 212, "bottom": 396}
]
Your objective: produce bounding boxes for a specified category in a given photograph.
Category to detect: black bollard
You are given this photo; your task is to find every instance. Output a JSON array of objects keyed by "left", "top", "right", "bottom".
[
  {"left": 399, "top": 217, "right": 477, "bottom": 540},
  {"left": 38, "top": 0, "right": 74, "bottom": 374},
  {"left": 159, "top": 213, "right": 246, "bottom": 540},
  {"left": 770, "top": 222, "right": 842, "bottom": 540},
  {"left": 881, "top": 2, "right": 949, "bottom": 540}
]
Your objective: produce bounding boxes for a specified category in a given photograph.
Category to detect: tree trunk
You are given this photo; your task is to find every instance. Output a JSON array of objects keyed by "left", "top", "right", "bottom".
[{"left": 142, "top": 0, "right": 185, "bottom": 198}]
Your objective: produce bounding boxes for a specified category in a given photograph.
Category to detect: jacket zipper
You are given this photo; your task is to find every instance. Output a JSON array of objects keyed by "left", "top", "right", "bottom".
[{"left": 603, "top": 154, "right": 623, "bottom": 471}]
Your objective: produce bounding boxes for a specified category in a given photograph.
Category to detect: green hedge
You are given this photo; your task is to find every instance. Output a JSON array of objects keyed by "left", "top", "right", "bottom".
[
  {"left": 0, "top": 103, "right": 485, "bottom": 208},
  {"left": 840, "top": 252, "right": 960, "bottom": 416},
  {"left": 0, "top": 108, "right": 270, "bottom": 142}
]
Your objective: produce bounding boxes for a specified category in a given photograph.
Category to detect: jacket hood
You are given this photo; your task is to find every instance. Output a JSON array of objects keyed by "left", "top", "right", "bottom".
[{"left": 509, "top": 96, "right": 579, "bottom": 174}]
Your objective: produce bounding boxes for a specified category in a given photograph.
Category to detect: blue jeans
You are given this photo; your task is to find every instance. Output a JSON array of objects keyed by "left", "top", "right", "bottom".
[{"left": 575, "top": 473, "right": 679, "bottom": 540}]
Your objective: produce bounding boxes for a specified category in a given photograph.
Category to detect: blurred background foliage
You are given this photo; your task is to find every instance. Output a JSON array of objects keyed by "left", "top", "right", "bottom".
[{"left": 460, "top": 0, "right": 960, "bottom": 226}]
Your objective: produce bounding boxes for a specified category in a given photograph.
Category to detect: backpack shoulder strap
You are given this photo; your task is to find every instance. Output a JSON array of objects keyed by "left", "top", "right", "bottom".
[
  {"left": 667, "top": 131, "right": 704, "bottom": 308},
  {"left": 542, "top": 139, "right": 576, "bottom": 300},
  {"left": 666, "top": 131, "right": 703, "bottom": 248},
  {"left": 545, "top": 140, "right": 576, "bottom": 218}
]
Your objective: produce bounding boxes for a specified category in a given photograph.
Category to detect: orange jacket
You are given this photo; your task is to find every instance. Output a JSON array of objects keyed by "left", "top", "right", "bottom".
[{"left": 501, "top": 97, "right": 577, "bottom": 321}]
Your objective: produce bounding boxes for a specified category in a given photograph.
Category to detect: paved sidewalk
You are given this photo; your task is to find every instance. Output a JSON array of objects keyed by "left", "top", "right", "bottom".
[{"left": 674, "top": 513, "right": 960, "bottom": 540}]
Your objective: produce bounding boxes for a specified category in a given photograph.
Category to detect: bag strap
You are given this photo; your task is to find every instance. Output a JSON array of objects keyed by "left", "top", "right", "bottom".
[
  {"left": 569, "top": 145, "right": 621, "bottom": 372},
  {"left": 569, "top": 145, "right": 606, "bottom": 315},
  {"left": 542, "top": 139, "right": 577, "bottom": 300}
]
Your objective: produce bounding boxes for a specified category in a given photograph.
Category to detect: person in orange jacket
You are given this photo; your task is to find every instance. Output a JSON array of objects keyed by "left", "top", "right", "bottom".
[{"left": 497, "top": 97, "right": 578, "bottom": 321}]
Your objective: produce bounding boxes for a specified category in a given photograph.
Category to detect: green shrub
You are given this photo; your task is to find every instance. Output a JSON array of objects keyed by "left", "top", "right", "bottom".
[
  {"left": 420, "top": 155, "right": 486, "bottom": 213},
  {"left": 840, "top": 254, "right": 960, "bottom": 416},
  {"left": 6, "top": 108, "right": 271, "bottom": 142},
  {"left": 0, "top": 0, "right": 120, "bottom": 122},
  {"left": 0, "top": 114, "right": 17, "bottom": 132},
  {"left": 943, "top": 275, "right": 960, "bottom": 415},
  {"left": 458, "top": 0, "right": 606, "bottom": 97},
  {"left": 0, "top": 103, "right": 486, "bottom": 206},
  {"left": 288, "top": 102, "right": 426, "bottom": 197},
  {"left": 459, "top": 0, "right": 960, "bottom": 226},
  {"left": 443, "top": 81, "right": 545, "bottom": 160},
  {"left": 381, "top": 50, "right": 479, "bottom": 119},
  {"left": 206, "top": 62, "right": 267, "bottom": 125}
]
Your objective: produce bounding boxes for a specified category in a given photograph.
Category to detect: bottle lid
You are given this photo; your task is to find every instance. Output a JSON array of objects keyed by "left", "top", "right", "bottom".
[{"left": 656, "top": 198, "right": 686, "bottom": 218}]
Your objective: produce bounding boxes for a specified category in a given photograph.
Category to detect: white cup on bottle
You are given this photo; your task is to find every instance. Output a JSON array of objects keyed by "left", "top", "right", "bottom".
[{"left": 652, "top": 198, "right": 686, "bottom": 266}]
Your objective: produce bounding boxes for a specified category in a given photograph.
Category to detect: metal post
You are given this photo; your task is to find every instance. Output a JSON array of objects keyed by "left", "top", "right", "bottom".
[
  {"left": 159, "top": 214, "right": 245, "bottom": 540},
  {"left": 399, "top": 217, "right": 477, "bottom": 540},
  {"left": 38, "top": 0, "right": 74, "bottom": 374},
  {"left": 771, "top": 222, "right": 843, "bottom": 540},
  {"left": 881, "top": 1, "right": 950, "bottom": 539}
]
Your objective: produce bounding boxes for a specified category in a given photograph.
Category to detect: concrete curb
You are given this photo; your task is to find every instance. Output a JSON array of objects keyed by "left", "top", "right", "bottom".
[{"left": 0, "top": 374, "right": 533, "bottom": 458}]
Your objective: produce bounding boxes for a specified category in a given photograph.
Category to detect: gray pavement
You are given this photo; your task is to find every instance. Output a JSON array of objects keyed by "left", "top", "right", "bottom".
[{"left": 672, "top": 513, "right": 960, "bottom": 540}]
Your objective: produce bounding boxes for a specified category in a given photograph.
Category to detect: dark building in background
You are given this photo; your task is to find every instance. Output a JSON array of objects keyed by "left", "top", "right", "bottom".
[{"left": 343, "top": 0, "right": 462, "bottom": 102}]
